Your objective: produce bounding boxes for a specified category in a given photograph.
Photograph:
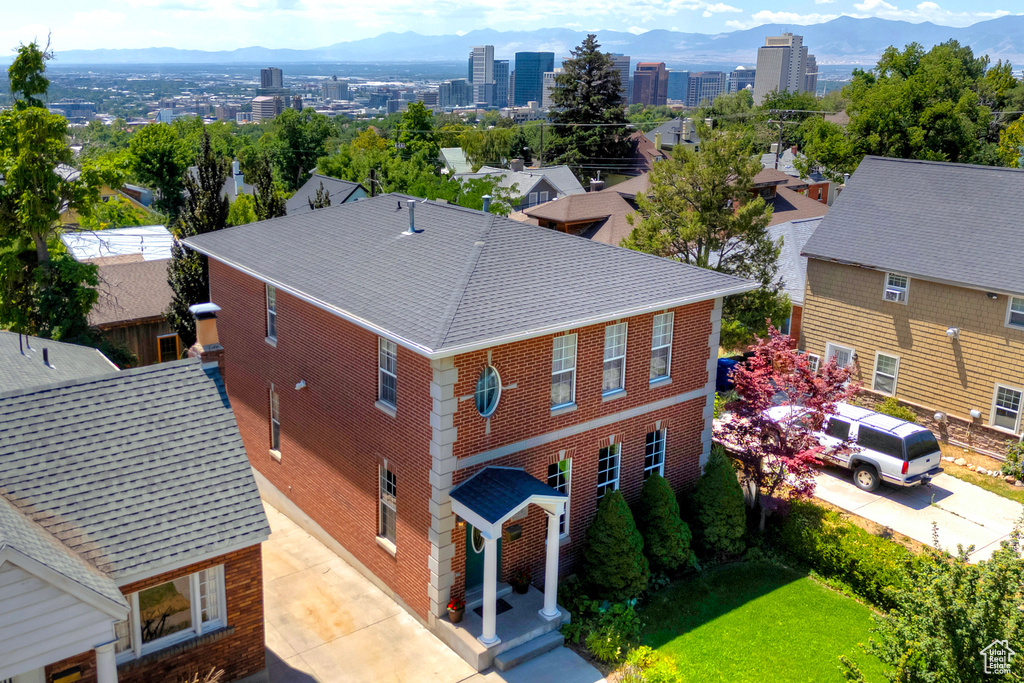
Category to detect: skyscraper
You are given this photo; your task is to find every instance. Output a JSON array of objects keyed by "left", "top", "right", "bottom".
[
  {"left": 470, "top": 45, "right": 495, "bottom": 105},
  {"left": 609, "top": 54, "right": 631, "bottom": 105},
  {"left": 686, "top": 71, "right": 727, "bottom": 107},
  {"left": 542, "top": 68, "right": 563, "bottom": 110},
  {"left": 752, "top": 33, "right": 816, "bottom": 105},
  {"left": 322, "top": 75, "right": 348, "bottom": 101},
  {"left": 512, "top": 52, "right": 555, "bottom": 106},
  {"left": 439, "top": 79, "right": 473, "bottom": 108},
  {"left": 632, "top": 62, "right": 669, "bottom": 106},
  {"left": 803, "top": 55, "right": 818, "bottom": 95},
  {"left": 260, "top": 67, "right": 283, "bottom": 88},
  {"left": 667, "top": 71, "right": 689, "bottom": 102},
  {"left": 728, "top": 66, "right": 756, "bottom": 94},
  {"left": 494, "top": 60, "right": 509, "bottom": 109}
]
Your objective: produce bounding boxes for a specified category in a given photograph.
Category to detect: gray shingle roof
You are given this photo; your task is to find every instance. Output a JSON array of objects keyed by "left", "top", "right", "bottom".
[
  {"left": 450, "top": 467, "right": 566, "bottom": 525},
  {"left": 0, "top": 331, "right": 119, "bottom": 391},
  {"left": 461, "top": 166, "right": 586, "bottom": 197},
  {"left": 285, "top": 173, "right": 366, "bottom": 216},
  {"left": 801, "top": 156, "right": 1024, "bottom": 296},
  {"left": 0, "top": 358, "right": 269, "bottom": 580},
  {"left": 183, "top": 194, "right": 755, "bottom": 355},
  {"left": 768, "top": 218, "right": 822, "bottom": 306}
]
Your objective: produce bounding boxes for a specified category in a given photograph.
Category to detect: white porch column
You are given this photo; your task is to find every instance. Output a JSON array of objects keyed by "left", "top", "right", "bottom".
[
  {"left": 539, "top": 504, "right": 563, "bottom": 620},
  {"left": 95, "top": 641, "right": 118, "bottom": 683},
  {"left": 478, "top": 534, "right": 501, "bottom": 646}
]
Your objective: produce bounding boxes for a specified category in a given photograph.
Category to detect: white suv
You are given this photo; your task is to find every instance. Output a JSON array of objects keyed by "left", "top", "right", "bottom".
[{"left": 765, "top": 403, "right": 944, "bottom": 492}]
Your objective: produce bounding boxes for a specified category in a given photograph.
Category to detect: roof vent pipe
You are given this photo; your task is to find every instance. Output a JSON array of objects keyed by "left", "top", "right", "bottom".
[
  {"left": 481, "top": 195, "right": 492, "bottom": 213},
  {"left": 43, "top": 348, "right": 49, "bottom": 367},
  {"left": 404, "top": 199, "right": 422, "bottom": 234}
]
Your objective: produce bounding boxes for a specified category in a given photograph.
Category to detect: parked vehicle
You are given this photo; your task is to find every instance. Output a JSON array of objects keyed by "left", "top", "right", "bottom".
[{"left": 765, "top": 403, "right": 944, "bottom": 492}]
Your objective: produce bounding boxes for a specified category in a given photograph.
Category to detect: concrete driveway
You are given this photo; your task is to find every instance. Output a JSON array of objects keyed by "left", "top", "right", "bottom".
[
  {"left": 813, "top": 468, "right": 1024, "bottom": 562},
  {"left": 261, "top": 501, "right": 604, "bottom": 683}
]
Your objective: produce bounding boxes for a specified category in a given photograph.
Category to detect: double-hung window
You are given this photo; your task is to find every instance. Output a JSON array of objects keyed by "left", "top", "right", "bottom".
[
  {"left": 378, "top": 338, "right": 397, "bottom": 408},
  {"left": 379, "top": 465, "right": 397, "bottom": 545},
  {"left": 546, "top": 458, "right": 571, "bottom": 536},
  {"left": 644, "top": 429, "right": 667, "bottom": 479},
  {"left": 992, "top": 384, "right": 1023, "bottom": 433},
  {"left": 883, "top": 273, "right": 909, "bottom": 304},
  {"left": 597, "top": 443, "right": 620, "bottom": 499},
  {"left": 650, "top": 312, "right": 673, "bottom": 382},
  {"left": 551, "top": 334, "right": 577, "bottom": 408},
  {"left": 1006, "top": 297, "right": 1024, "bottom": 329},
  {"left": 266, "top": 284, "right": 277, "bottom": 340},
  {"left": 269, "top": 384, "right": 281, "bottom": 454},
  {"left": 114, "top": 566, "right": 225, "bottom": 663},
  {"left": 872, "top": 353, "right": 899, "bottom": 395},
  {"left": 603, "top": 323, "right": 627, "bottom": 394},
  {"left": 825, "top": 342, "right": 854, "bottom": 369}
]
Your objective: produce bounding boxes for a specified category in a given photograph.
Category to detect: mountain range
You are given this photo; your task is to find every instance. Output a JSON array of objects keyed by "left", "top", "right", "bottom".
[{"left": 48, "top": 15, "right": 1024, "bottom": 66}]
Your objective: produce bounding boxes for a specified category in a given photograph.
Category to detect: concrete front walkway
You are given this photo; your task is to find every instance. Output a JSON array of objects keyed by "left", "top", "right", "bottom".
[
  {"left": 261, "top": 501, "right": 604, "bottom": 683},
  {"left": 814, "top": 469, "right": 1024, "bottom": 562}
]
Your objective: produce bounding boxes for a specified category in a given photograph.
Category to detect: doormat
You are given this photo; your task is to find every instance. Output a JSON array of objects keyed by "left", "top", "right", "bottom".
[{"left": 473, "top": 598, "right": 513, "bottom": 617}]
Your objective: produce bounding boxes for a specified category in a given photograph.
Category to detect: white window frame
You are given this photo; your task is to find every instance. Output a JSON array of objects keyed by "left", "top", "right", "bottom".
[
  {"left": 115, "top": 566, "right": 226, "bottom": 664},
  {"left": 528, "top": 191, "right": 538, "bottom": 206},
  {"left": 883, "top": 273, "right": 909, "bottom": 305},
  {"left": 824, "top": 342, "right": 855, "bottom": 369},
  {"left": 990, "top": 383, "right": 1024, "bottom": 434},
  {"left": 378, "top": 338, "right": 397, "bottom": 409},
  {"left": 650, "top": 312, "right": 674, "bottom": 383},
  {"left": 266, "top": 284, "right": 277, "bottom": 340},
  {"left": 551, "top": 334, "right": 577, "bottom": 409},
  {"left": 644, "top": 429, "right": 666, "bottom": 479},
  {"left": 539, "top": 190, "right": 549, "bottom": 203},
  {"left": 602, "top": 322, "right": 628, "bottom": 395},
  {"left": 872, "top": 352, "right": 900, "bottom": 396},
  {"left": 547, "top": 458, "right": 572, "bottom": 537},
  {"left": 269, "top": 384, "right": 281, "bottom": 456},
  {"left": 804, "top": 353, "right": 821, "bottom": 374},
  {"left": 597, "top": 441, "right": 621, "bottom": 499},
  {"left": 1006, "top": 296, "right": 1024, "bottom": 330},
  {"left": 378, "top": 464, "right": 397, "bottom": 546}
]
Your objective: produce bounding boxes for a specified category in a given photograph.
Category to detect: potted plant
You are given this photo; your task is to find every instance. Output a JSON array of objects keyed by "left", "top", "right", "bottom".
[
  {"left": 510, "top": 568, "right": 531, "bottom": 594},
  {"left": 447, "top": 598, "right": 466, "bottom": 623}
]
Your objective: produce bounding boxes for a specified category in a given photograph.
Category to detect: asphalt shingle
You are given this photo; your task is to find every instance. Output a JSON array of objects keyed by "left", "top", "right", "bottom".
[
  {"left": 0, "top": 331, "right": 119, "bottom": 391},
  {"left": 449, "top": 467, "right": 566, "bottom": 525},
  {"left": 285, "top": 173, "right": 366, "bottom": 216}
]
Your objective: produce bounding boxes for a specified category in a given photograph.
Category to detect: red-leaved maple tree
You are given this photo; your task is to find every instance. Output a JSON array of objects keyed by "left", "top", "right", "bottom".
[{"left": 713, "top": 325, "right": 857, "bottom": 529}]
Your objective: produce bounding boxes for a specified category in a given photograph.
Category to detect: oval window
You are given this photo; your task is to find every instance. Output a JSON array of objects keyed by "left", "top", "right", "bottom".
[
  {"left": 471, "top": 527, "right": 484, "bottom": 554},
  {"left": 474, "top": 366, "right": 501, "bottom": 418}
]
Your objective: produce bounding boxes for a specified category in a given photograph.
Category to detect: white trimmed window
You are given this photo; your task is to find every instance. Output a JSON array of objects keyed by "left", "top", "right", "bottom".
[
  {"left": 597, "top": 442, "right": 621, "bottom": 499},
  {"left": 992, "top": 384, "right": 1023, "bottom": 433},
  {"left": 551, "top": 334, "right": 577, "bottom": 408},
  {"left": 603, "top": 323, "right": 628, "bottom": 394},
  {"left": 805, "top": 353, "right": 821, "bottom": 374},
  {"left": 824, "top": 342, "right": 854, "bottom": 369},
  {"left": 269, "top": 384, "right": 281, "bottom": 453},
  {"left": 650, "top": 312, "right": 674, "bottom": 382},
  {"left": 378, "top": 338, "right": 397, "bottom": 408},
  {"left": 266, "top": 284, "right": 277, "bottom": 340},
  {"left": 379, "top": 465, "right": 397, "bottom": 545},
  {"left": 644, "top": 429, "right": 666, "bottom": 479},
  {"left": 1006, "top": 297, "right": 1024, "bottom": 330},
  {"left": 528, "top": 192, "right": 538, "bottom": 206},
  {"left": 115, "top": 566, "right": 225, "bottom": 663},
  {"left": 883, "top": 273, "right": 909, "bottom": 304},
  {"left": 872, "top": 353, "right": 899, "bottom": 395},
  {"left": 539, "top": 191, "right": 549, "bottom": 203},
  {"left": 546, "top": 458, "right": 571, "bottom": 536}
]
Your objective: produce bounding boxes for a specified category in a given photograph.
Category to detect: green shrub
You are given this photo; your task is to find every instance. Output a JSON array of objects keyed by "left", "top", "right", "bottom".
[
  {"left": 635, "top": 473, "right": 694, "bottom": 574},
  {"left": 692, "top": 445, "right": 746, "bottom": 557},
  {"left": 773, "top": 501, "right": 918, "bottom": 610},
  {"left": 875, "top": 396, "right": 918, "bottom": 423},
  {"left": 582, "top": 490, "right": 650, "bottom": 602},
  {"left": 618, "top": 647, "right": 682, "bottom": 683},
  {"left": 1002, "top": 441, "right": 1024, "bottom": 479},
  {"left": 584, "top": 602, "right": 643, "bottom": 664}
]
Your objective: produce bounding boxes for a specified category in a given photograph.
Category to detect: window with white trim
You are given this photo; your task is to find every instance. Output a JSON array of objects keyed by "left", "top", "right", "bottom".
[
  {"left": 644, "top": 429, "right": 666, "bottom": 479},
  {"left": 992, "top": 384, "right": 1023, "bottom": 433},
  {"left": 824, "top": 342, "right": 854, "bottom": 369},
  {"left": 603, "top": 323, "right": 627, "bottom": 394},
  {"left": 539, "top": 191, "right": 549, "bottom": 203},
  {"left": 883, "top": 273, "right": 909, "bottom": 304},
  {"left": 379, "top": 465, "right": 397, "bottom": 545},
  {"left": 115, "top": 566, "right": 225, "bottom": 663},
  {"left": 872, "top": 353, "right": 899, "bottom": 395},
  {"left": 800, "top": 352, "right": 820, "bottom": 374},
  {"left": 266, "top": 284, "right": 277, "bottom": 340},
  {"left": 378, "top": 338, "right": 397, "bottom": 408},
  {"left": 269, "top": 384, "right": 281, "bottom": 452},
  {"left": 528, "top": 192, "right": 538, "bottom": 206},
  {"left": 551, "top": 334, "right": 577, "bottom": 408},
  {"left": 546, "top": 458, "right": 571, "bottom": 536},
  {"left": 597, "top": 443, "right": 620, "bottom": 499},
  {"left": 1007, "top": 297, "right": 1024, "bottom": 329},
  {"left": 650, "top": 312, "right": 673, "bottom": 382}
]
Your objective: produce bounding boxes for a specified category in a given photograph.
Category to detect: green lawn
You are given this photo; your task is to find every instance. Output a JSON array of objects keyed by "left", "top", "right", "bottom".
[{"left": 642, "top": 562, "right": 888, "bottom": 682}]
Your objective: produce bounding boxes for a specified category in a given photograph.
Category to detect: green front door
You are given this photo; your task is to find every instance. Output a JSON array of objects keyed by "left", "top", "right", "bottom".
[{"left": 465, "top": 525, "right": 501, "bottom": 592}]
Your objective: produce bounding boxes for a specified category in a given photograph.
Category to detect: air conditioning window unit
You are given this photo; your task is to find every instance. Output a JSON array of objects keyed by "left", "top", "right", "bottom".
[{"left": 884, "top": 287, "right": 906, "bottom": 302}]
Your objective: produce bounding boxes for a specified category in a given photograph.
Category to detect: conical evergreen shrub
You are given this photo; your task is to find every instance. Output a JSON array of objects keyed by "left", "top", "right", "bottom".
[
  {"left": 581, "top": 489, "right": 649, "bottom": 602},
  {"left": 692, "top": 444, "right": 746, "bottom": 556},
  {"left": 635, "top": 473, "right": 694, "bottom": 574}
]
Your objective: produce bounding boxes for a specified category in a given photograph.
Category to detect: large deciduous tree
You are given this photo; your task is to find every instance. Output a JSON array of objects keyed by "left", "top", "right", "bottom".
[
  {"left": 127, "top": 122, "right": 189, "bottom": 219},
  {"left": 250, "top": 153, "right": 286, "bottom": 221}
]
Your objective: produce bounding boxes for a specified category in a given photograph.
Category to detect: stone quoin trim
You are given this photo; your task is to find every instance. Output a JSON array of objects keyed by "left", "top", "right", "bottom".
[
  {"left": 701, "top": 297, "right": 723, "bottom": 469},
  {"left": 428, "top": 356, "right": 460, "bottom": 622}
]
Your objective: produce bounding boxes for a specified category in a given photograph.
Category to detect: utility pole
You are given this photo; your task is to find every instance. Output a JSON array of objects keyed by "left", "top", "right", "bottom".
[
  {"left": 369, "top": 168, "right": 377, "bottom": 197},
  {"left": 768, "top": 109, "right": 796, "bottom": 170},
  {"left": 539, "top": 122, "right": 544, "bottom": 166}
]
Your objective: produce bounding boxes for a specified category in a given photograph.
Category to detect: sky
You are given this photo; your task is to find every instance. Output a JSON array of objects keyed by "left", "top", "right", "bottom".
[{"left": 2, "top": 0, "right": 1018, "bottom": 52}]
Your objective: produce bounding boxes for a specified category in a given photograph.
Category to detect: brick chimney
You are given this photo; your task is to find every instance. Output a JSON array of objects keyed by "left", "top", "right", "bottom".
[
  {"left": 589, "top": 178, "right": 605, "bottom": 192},
  {"left": 187, "top": 302, "right": 226, "bottom": 378}
]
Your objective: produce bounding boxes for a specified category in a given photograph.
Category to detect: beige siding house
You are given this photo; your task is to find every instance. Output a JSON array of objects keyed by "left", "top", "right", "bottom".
[{"left": 800, "top": 156, "right": 1024, "bottom": 456}]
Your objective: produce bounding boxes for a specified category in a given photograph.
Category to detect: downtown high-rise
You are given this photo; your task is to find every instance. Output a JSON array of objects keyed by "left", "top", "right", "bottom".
[{"left": 512, "top": 52, "right": 554, "bottom": 106}]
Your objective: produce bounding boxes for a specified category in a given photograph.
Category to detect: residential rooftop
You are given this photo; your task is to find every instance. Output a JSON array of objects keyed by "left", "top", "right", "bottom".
[
  {"left": 0, "top": 331, "right": 119, "bottom": 391},
  {"left": 285, "top": 173, "right": 366, "bottom": 216},
  {"left": 88, "top": 258, "right": 173, "bottom": 327},
  {"left": 767, "top": 217, "right": 823, "bottom": 306},
  {"left": 61, "top": 225, "right": 172, "bottom": 262}
]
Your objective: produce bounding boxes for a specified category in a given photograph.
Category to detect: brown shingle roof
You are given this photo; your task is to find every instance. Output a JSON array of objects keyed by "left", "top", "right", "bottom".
[
  {"left": 768, "top": 187, "right": 829, "bottom": 226},
  {"left": 522, "top": 192, "right": 639, "bottom": 247},
  {"left": 89, "top": 259, "right": 173, "bottom": 327},
  {"left": 605, "top": 173, "right": 650, "bottom": 199}
]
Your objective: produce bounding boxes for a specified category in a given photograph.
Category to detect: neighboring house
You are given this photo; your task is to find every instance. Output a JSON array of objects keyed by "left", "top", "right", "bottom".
[
  {"left": 440, "top": 148, "right": 473, "bottom": 175},
  {"left": 56, "top": 166, "right": 150, "bottom": 226},
  {"left": 188, "top": 160, "right": 252, "bottom": 202},
  {"left": 766, "top": 217, "right": 822, "bottom": 342},
  {"left": 760, "top": 148, "right": 831, "bottom": 204},
  {"left": 799, "top": 156, "right": 1024, "bottom": 457},
  {"left": 513, "top": 190, "right": 638, "bottom": 246},
  {"left": 643, "top": 117, "right": 700, "bottom": 152},
  {"left": 284, "top": 172, "right": 367, "bottom": 216},
  {"left": 751, "top": 168, "right": 830, "bottom": 226},
  {"left": 457, "top": 164, "right": 586, "bottom": 210},
  {"left": 621, "top": 131, "right": 670, "bottom": 178},
  {"left": 184, "top": 194, "right": 754, "bottom": 670},
  {"left": 0, "top": 341, "right": 270, "bottom": 683}
]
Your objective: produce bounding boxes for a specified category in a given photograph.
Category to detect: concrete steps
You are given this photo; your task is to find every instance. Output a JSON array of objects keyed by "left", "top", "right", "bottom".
[{"left": 494, "top": 631, "right": 565, "bottom": 671}]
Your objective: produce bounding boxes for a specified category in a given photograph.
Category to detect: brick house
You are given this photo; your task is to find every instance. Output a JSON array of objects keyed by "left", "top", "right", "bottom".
[
  {"left": 800, "top": 156, "right": 1024, "bottom": 457},
  {"left": 184, "top": 194, "right": 753, "bottom": 669},
  {"left": 0, "top": 339, "right": 269, "bottom": 683}
]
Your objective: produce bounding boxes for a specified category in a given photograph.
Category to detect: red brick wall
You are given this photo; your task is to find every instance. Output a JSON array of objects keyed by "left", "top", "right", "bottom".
[
  {"left": 44, "top": 545, "right": 264, "bottom": 683},
  {"left": 208, "top": 259, "right": 434, "bottom": 619}
]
